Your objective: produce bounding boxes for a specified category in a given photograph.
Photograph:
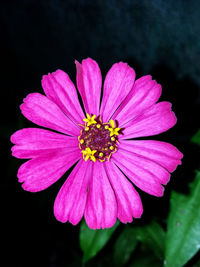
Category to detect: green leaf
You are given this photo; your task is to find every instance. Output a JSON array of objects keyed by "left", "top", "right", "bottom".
[
  {"left": 128, "top": 250, "right": 163, "bottom": 267},
  {"left": 113, "top": 227, "right": 138, "bottom": 266},
  {"left": 80, "top": 220, "right": 119, "bottom": 263},
  {"left": 113, "top": 221, "right": 165, "bottom": 266},
  {"left": 165, "top": 171, "right": 200, "bottom": 267},
  {"left": 191, "top": 130, "right": 200, "bottom": 145},
  {"left": 134, "top": 221, "right": 166, "bottom": 260}
]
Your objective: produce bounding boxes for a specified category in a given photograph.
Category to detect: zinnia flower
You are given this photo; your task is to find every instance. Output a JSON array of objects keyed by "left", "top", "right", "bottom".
[{"left": 11, "top": 58, "right": 183, "bottom": 229}]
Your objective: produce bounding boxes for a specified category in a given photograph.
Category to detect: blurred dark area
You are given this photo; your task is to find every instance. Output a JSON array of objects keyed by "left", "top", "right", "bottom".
[{"left": 1, "top": 0, "right": 200, "bottom": 266}]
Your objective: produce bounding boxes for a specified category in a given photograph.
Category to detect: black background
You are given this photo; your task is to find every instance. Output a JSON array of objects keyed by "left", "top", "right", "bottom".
[{"left": 1, "top": 1, "right": 200, "bottom": 266}]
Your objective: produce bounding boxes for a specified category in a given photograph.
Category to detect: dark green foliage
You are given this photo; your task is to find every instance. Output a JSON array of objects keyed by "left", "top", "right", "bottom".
[
  {"left": 165, "top": 172, "right": 200, "bottom": 267},
  {"left": 191, "top": 130, "right": 200, "bottom": 146},
  {"left": 113, "top": 227, "right": 138, "bottom": 266},
  {"left": 80, "top": 220, "right": 119, "bottom": 263},
  {"left": 80, "top": 172, "right": 200, "bottom": 267}
]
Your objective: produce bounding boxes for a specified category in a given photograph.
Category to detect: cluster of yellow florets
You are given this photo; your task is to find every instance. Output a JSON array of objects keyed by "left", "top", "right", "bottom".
[{"left": 78, "top": 114, "right": 121, "bottom": 162}]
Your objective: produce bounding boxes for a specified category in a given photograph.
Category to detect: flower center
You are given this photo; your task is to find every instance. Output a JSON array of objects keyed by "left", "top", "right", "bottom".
[{"left": 78, "top": 114, "right": 121, "bottom": 162}]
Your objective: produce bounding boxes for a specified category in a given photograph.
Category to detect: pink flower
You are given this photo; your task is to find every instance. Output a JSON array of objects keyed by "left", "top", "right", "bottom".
[{"left": 11, "top": 58, "right": 183, "bottom": 229}]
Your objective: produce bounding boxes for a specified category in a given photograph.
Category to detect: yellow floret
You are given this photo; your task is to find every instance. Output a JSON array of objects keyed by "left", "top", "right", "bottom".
[
  {"left": 82, "top": 147, "right": 97, "bottom": 162},
  {"left": 108, "top": 120, "right": 121, "bottom": 136},
  {"left": 83, "top": 113, "right": 97, "bottom": 126}
]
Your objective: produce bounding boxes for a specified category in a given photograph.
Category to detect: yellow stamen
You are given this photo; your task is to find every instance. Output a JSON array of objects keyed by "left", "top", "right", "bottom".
[
  {"left": 99, "top": 152, "right": 103, "bottom": 157},
  {"left": 96, "top": 124, "right": 101, "bottom": 128},
  {"left": 111, "top": 137, "right": 115, "bottom": 141},
  {"left": 82, "top": 147, "right": 97, "bottom": 162},
  {"left": 109, "top": 119, "right": 115, "bottom": 128},
  {"left": 99, "top": 158, "right": 106, "bottom": 162},
  {"left": 90, "top": 156, "right": 96, "bottom": 162},
  {"left": 85, "top": 126, "right": 89, "bottom": 131},
  {"left": 80, "top": 139, "right": 84, "bottom": 144},
  {"left": 110, "top": 146, "right": 114, "bottom": 150},
  {"left": 108, "top": 127, "right": 121, "bottom": 136},
  {"left": 108, "top": 119, "right": 121, "bottom": 136},
  {"left": 105, "top": 125, "right": 109, "bottom": 129},
  {"left": 85, "top": 155, "right": 89, "bottom": 161},
  {"left": 83, "top": 113, "right": 97, "bottom": 126}
]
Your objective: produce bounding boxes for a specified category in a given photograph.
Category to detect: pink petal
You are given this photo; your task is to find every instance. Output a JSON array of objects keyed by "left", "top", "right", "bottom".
[
  {"left": 122, "top": 102, "right": 177, "bottom": 139},
  {"left": 100, "top": 62, "right": 136, "bottom": 122},
  {"left": 119, "top": 140, "right": 183, "bottom": 173},
  {"left": 11, "top": 128, "right": 79, "bottom": 159},
  {"left": 17, "top": 148, "right": 81, "bottom": 192},
  {"left": 84, "top": 161, "right": 117, "bottom": 229},
  {"left": 113, "top": 75, "right": 161, "bottom": 126},
  {"left": 112, "top": 149, "right": 165, "bottom": 197},
  {"left": 54, "top": 160, "right": 91, "bottom": 225},
  {"left": 42, "top": 69, "right": 84, "bottom": 124},
  {"left": 104, "top": 161, "right": 143, "bottom": 223},
  {"left": 115, "top": 145, "right": 170, "bottom": 186},
  {"left": 20, "top": 93, "right": 80, "bottom": 136},
  {"left": 75, "top": 58, "right": 102, "bottom": 115}
]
